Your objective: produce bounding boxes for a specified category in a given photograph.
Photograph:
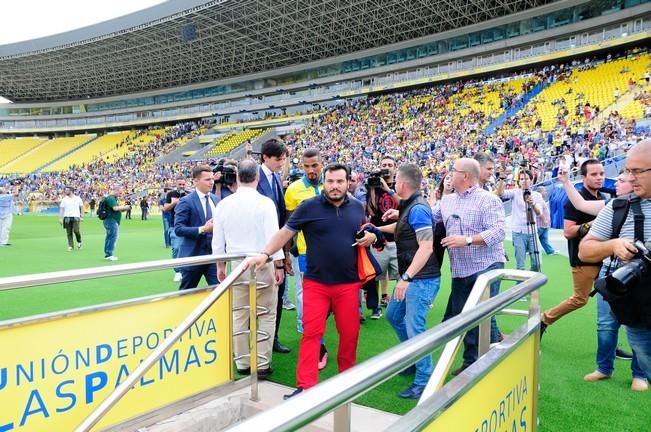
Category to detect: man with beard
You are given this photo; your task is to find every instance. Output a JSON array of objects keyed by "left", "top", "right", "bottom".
[
  {"left": 245, "top": 163, "right": 379, "bottom": 399},
  {"left": 58, "top": 186, "right": 84, "bottom": 251},
  {"left": 541, "top": 159, "right": 605, "bottom": 337},
  {"left": 284, "top": 148, "right": 328, "bottom": 366}
]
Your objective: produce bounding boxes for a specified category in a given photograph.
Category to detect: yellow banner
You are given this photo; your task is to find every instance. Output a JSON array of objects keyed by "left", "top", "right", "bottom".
[
  {"left": 426, "top": 334, "right": 538, "bottom": 432},
  {"left": 0, "top": 290, "right": 232, "bottom": 431}
]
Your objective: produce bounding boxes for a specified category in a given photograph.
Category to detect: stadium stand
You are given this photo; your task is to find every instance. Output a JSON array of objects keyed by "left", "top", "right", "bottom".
[
  {"left": 206, "top": 129, "right": 270, "bottom": 156},
  {"left": 42, "top": 131, "right": 132, "bottom": 172},
  {"left": 0, "top": 137, "right": 48, "bottom": 168},
  {"left": 102, "top": 129, "right": 166, "bottom": 163},
  {"left": 531, "top": 54, "right": 650, "bottom": 131},
  {"left": 0, "top": 135, "right": 94, "bottom": 175}
]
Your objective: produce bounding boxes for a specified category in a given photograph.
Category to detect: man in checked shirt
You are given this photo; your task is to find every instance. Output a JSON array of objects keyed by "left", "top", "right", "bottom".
[{"left": 434, "top": 158, "right": 506, "bottom": 375}]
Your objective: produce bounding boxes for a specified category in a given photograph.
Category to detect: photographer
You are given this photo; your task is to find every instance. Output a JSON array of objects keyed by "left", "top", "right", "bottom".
[
  {"left": 499, "top": 170, "right": 544, "bottom": 271},
  {"left": 365, "top": 155, "right": 400, "bottom": 316},
  {"left": 580, "top": 140, "right": 651, "bottom": 385},
  {"left": 212, "top": 158, "right": 238, "bottom": 200}
]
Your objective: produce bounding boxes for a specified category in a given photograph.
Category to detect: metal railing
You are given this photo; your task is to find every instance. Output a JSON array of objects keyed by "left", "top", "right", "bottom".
[
  {"left": 0, "top": 253, "right": 269, "bottom": 432},
  {"left": 225, "top": 269, "right": 546, "bottom": 432},
  {"left": 418, "top": 269, "right": 539, "bottom": 402}
]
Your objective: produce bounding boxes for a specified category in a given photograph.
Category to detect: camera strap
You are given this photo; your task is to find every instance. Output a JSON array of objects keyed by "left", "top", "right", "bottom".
[{"left": 629, "top": 197, "right": 645, "bottom": 243}]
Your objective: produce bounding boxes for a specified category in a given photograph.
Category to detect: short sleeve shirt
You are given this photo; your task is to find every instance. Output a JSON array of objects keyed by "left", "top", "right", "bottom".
[
  {"left": 104, "top": 195, "right": 121, "bottom": 224},
  {"left": 286, "top": 194, "right": 365, "bottom": 284},
  {"left": 284, "top": 178, "right": 323, "bottom": 255},
  {"left": 564, "top": 187, "right": 605, "bottom": 267}
]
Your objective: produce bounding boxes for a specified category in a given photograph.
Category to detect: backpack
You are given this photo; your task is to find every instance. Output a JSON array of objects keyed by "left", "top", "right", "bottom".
[
  {"left": 97, "top": 198, "right": 109, "bottom": 220},
  {"left": 594, "top": 196, "right": 651, "bottom": 327}
]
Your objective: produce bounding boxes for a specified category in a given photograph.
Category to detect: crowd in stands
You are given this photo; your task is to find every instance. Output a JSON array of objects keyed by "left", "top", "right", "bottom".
[
  {"left": 1, "top": 48, "right": 650, "bottom": 209},
  {"left": 6, "top": 122, "right": 206, "bottom": 209},
  {"left": 286, "top": 50, "right": 649, "bottom": 189}
]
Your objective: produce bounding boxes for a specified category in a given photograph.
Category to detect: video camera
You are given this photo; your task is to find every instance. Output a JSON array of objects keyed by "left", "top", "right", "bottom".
[
  {"left": 288, "top": 170, "right": 304, "bottom": 183},
  {"left": 211, "top": 159, "right": 237, "bottom": 186},
  {"left": 596, "top": 239, "right": 651, "bottom": 298},
  {"left": 365, "top": 169, "right": 390, "bottom": 188}
]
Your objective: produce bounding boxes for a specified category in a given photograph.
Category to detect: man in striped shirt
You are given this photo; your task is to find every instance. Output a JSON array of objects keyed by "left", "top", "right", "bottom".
[
  {"left": 580, "top": 139, "right": 651, "bottom": 384},
  {"left": 432, "top": 158, "right": 506, "bottom": 374}
]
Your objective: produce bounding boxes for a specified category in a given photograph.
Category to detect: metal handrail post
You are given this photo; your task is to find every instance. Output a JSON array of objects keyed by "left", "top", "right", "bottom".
[
  {"left": 249, "top": 266, "right": 259, "bottom": 401},
  {"left": 74, "top": 259, "right": 253, "bottom": 432},
  {"left": 333, "top": 403, "right": 351, "bottom": 432},
  {"left": 478, "top": 285, "right": 491, "bottom": 357},
  {"left": 418, "top": 269, "right": 537, "bottom": 404}
]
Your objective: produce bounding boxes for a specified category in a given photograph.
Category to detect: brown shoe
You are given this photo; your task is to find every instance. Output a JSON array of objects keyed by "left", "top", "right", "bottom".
[
  {"left": 631, "top": 378, "right": 649, "bottom": 392},
  {"left": 583, "top": 370, "right": 611, "bottom": 382}
]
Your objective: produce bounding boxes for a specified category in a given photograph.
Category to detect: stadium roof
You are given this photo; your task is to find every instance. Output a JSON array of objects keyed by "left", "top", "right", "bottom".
[{"left": 0, "top": 0, "right": 558, "bottom": 103}]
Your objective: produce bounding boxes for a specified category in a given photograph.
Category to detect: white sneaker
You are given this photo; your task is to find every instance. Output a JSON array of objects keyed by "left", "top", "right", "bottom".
[
  {"left": 173, "top": 272, "right": 183, "bottom": 282},
  {"left": 105, "top": 256, "right": 118, "bottom": 261},
  {"left": 68, "top": 246, "right": 73, "bottom": 251},
  {"left": 77, "top": 242, "right": 82, "bottom": 249}
]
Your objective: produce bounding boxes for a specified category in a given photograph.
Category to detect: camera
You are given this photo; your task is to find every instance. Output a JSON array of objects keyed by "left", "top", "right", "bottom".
[
  {"left": 211, "top": 159, "right": 237, "bottom": 186},
  {"left": 288, "top": 172, "right": 303, "bottom": 183},
  {"left": 596, "top": 239, "right": 651, "bottom": 299},
  {"left": 365, "top": 169, "right": 390, "bottom": 188}
]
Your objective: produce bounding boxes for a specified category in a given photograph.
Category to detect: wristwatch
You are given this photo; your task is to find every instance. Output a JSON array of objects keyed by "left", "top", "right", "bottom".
[
  {"left": 466, "top": 236, "right": 473, "bottom": 246},
  {"left": 400, "top": 273, "right": 413, "bottom": 282}
]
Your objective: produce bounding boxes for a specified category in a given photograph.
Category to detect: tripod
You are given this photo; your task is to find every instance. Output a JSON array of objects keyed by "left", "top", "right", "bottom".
[{"left": 524, "top": 191, "right": 542, "bottom": 272}]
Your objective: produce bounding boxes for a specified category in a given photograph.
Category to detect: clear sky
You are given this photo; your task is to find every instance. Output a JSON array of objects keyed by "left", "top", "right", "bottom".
[{"left": 0, "top": 0, "right": 166, "bottom": 103}]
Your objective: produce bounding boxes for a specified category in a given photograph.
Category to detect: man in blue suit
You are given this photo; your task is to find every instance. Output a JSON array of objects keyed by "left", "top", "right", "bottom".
[
  {"left": 174, "top": 165, "right": 220, "bottom": 290},
  {"left": 257, "top": 138, "right": 292, "bottom": 354}
]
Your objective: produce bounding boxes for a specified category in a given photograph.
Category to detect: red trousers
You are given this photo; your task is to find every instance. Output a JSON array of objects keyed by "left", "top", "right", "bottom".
[{"left": 297, "top": 278, "right": 362, "bottom": 389}]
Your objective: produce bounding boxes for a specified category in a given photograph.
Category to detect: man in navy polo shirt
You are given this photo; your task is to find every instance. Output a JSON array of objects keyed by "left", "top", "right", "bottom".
[{"left": 245, "top": 163, "right": 379, "bottom": 399}]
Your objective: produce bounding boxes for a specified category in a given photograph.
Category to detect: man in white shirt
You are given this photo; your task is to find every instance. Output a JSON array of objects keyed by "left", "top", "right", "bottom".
[
  {"left": 213, "top": 159, "right": 284, "bottom": 379},
  {"left": 59, "top": 186, "right": 84, "bottom": 251},
  {"left": 498, "top": 169, "right": 544, "bottom": 271}
]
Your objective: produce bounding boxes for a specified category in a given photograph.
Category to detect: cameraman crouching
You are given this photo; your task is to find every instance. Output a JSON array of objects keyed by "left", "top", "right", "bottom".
[{"left": 580, "top": 139, "right": 651, "bottom": 385}]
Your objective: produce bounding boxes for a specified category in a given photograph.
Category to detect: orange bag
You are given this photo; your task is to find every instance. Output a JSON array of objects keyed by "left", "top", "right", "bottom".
[{"left": 357, "top": 246, "right": 382, "bottom": 283}]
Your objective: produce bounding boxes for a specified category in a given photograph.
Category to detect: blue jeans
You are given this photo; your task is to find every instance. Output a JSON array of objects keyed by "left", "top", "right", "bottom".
[
  {"left": 387, "top": 277, "right": 441, "bottom": 386},
  {"left": 169, "top": 228, "right": 182, "bottom": 272},
  {"left": 292, "top": 254, "right": 304, "bottom": 333},
  {"left": 595, "top": 265, "right": 645, "bottom": 379},
  {"left": 625, "top": 326, "right": 651, "bottom": 381},
  {"left": 103, "top": 219, "right": 119, "bottom": 257},
  {"left": 537, "top": 227, "right": 556, "bottom": 255},
  {"left": 512, "top": 231, "right": 540, "bottom": 271},
  {"left": 444, "top": 262, "right": 504, "bottom": 367},
  {"left": 162, "top": 216, "right": 171, "bottom": 248},
  {"left": 596, "top": 294, "right": 646, "bottom": 378}
]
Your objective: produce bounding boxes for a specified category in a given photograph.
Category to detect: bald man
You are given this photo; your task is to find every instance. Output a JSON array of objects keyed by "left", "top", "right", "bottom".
[
  {"left": 579, "top": 140, "right": 651, "bottom": 386},
  {"left": 102, "top": 184, "right": 131, "bottom": 261},
  {"left": 432, "top": 158, "right": 506, "bottom": 374}
]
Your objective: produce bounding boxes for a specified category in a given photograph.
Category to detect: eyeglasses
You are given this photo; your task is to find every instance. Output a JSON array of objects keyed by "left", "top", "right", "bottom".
[
  {"left": 450, "top": 167, "right": 466, "bottom": 174},
  {"left": 623, "top": 167, "right": 651, "bottom": 178}
]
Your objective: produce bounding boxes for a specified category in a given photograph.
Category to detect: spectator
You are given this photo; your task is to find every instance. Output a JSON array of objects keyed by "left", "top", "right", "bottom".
[
  {"left": 102, "top": 184, "right": 131, "bottom": 261},
  {"left": 58, "top": 186, "right": 84, "bottom": 251}
]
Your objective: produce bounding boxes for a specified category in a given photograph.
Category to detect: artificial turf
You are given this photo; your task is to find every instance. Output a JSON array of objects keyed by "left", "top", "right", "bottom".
[{"left": 0, "top": 215, "right": 648, "bottom": 431}]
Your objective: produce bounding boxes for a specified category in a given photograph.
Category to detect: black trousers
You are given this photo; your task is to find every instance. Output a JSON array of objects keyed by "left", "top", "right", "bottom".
[{"left": 63, "top": 217, "right": 81, "bottom": 248}]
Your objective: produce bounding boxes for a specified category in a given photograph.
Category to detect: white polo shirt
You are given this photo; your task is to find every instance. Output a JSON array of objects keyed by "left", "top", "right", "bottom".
[{"left": 60, "top": 195, "right": 83, "bottom": 218}]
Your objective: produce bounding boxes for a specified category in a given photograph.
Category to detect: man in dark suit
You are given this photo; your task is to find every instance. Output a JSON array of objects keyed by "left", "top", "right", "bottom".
[
  {"left": 257, "top": 138, "right": 292, "bottom": 354},
  {"left": 174, "top": 165, "right": 219, "bottom": 290}
]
